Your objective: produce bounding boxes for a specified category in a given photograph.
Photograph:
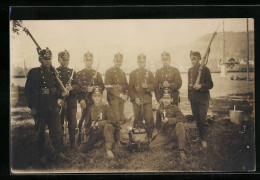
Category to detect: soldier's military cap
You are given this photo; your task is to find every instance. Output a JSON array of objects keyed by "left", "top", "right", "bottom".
[
  {"left": 190, "top": 51, "right": 201, "bottom": 60},
  {"left": 137, "top": 54, "right": 146, "bottom": 62},
  {"left": 38, "top": 47, "right": 52, "bottom": 59},
  {"left": 92, "top": 86, "right": 103, "bottom": 95},
  {"left": 58, "top": 50, "right": 70, "bottom": 59},
  {"left": 84, "top": 51, "right": 93, "bottom": 58},
  {"left": 161, "top": 51, "right": 170, "bottom": 58},
  {"left": 163, "top": 88, "right": 172, "bottom": 97},
  {"left": 114, "top": 53, "right": 123, "bottom": 60}
]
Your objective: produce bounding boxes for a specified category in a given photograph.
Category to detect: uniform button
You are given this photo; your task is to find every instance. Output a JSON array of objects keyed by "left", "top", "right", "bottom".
[
  {"left": 42, "top": 76, "right": 44, "bottom": 78},
  {"left": 44, "top": 82, "right": 46, "bottom": 84}
]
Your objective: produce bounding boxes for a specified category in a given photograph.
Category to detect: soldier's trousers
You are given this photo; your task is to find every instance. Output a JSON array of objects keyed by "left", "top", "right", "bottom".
[
  {"left": 149, "top": 122, "right": 186, "bottom": 150},
  {"left": 78, "top": 124, "right": 115, "bottom": 153},
  {"left": 191, "top": 101, "right": 209, "bottom": 140},
  {"left": 132, "top": 103, "right": 154, "bottom": 138},
  {"left": 108, "top": 98, "right": 125, "bottom": 142},
  {"left": 61, "top": 106, "right": 77, "bottom": 146},
  {"left": 35, "top": 108, "right": 64, "bottom": 154}
]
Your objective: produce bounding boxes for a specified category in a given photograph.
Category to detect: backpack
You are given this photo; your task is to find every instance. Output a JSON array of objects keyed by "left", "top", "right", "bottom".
[{"left": 126, "top": 128, "right": 149, "bottom": 152}]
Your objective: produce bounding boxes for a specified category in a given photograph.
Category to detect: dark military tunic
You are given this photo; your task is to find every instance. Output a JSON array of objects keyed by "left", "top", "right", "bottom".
[
  {"left": 188, "top": 64, "right": 213, "bottom": 140},
  {"left": 150, "top": 104, "right": 186, "bottom": 149},
  {"left": 24, "top": 66, "right": 64, "bottom": 153},
  {"left": 155, "top": 66, "right": 182, "bottom": 105},
  {"left": 105, "top": 66, "right": 128, "bottom": 102},
  {"left": 78, "top": 104, "right": 116, "bottom": 152},
  {"left": 57, "top": 66, "right": 80, "bottom": 146},
  {"left": 77, "top": 68, "right": 104, "bottom": 105},
  {"left": 129, "top": 68, "right": 155, "bottom": 137}
]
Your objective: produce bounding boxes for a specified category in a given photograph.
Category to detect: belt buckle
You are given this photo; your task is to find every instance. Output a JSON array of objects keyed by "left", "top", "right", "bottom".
[{"left": 41, "top": 88, "right": 50, "bottom": 95}]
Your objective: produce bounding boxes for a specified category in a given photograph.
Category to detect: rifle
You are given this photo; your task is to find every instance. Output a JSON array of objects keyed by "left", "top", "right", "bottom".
[
  {"left": 194, "top": 23, "right": 220, "bottom": 86},
  {"left": 77, "top": 61, "right": 100, "bottom": 145},
  {"left": 60, "top": 69, "right": 75, "bottom": 144}
]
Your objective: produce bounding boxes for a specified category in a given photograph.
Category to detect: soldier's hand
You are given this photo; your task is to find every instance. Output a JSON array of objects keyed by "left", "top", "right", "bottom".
[
  {"left": 66, "top": 85, "right": 73, "bottom": 91},
  {"left": 80, "top": 100, "right": 87, "bottom": 108},
  {"left": 87, "top": 86, "right": 94, "bottom": 92},
  {"left": 91, "top": 121, "right": 96, "bottom": 128},
  {"left": 135, "top": 98, "right": 142, "bottom": 105},
  {"left": 162, "top": 117, "right": 169, "bottom": 124},
  {"left": 30, "top": 108, "right": 37, "bottom": 116},
  {"left": 62, "top": 91, "right": 69, "bottom": 97},
  {"left": 163, "top": 81, "right": 170, "bottom": 88},
  {"left": 193, "top": 84, "right": 201, "bottom": 90},
  {"left": 122, "top": 95, "right": 127, "bottom": 101},
  {"left": 57, "top": 99, "right": 65, "bottom": 107},
  {"left": 142, "top": 83, "right": 148, "bottom": 89}
]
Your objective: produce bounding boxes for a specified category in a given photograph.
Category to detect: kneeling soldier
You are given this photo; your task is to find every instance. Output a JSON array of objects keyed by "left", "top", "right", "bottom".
[
  {"left": 150, "top": 89, "right": 187, "bottom": 161},
  {"left": 78, "top": 87, "right": 116, "bottom": 159}
]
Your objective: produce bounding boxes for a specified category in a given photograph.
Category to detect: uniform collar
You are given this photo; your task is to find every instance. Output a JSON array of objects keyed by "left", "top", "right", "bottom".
[{"left": 59, "top": 66, "right": 69, "bottom": 70}]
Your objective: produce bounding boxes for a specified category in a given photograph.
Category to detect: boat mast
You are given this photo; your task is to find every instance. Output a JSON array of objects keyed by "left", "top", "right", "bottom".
[
  {"left": 220, "top": 20, "right": 227, "bottom": 77},
  {"left": 247, "top": 18, "right": 249, "bottom": 83}
]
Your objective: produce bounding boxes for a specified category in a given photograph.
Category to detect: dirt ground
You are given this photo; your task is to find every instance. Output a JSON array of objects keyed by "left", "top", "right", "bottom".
[{"left": 10, "top": 92, "right": 255, "bottom": 173}]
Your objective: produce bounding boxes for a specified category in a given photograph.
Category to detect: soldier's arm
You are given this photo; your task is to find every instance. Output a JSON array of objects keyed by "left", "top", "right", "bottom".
[
  {"left": 104, "top": 70, "right": 121, "bottom": 97},
  {"left": 199, "top": 67, "right": 213, "bottom": 92},
  {"left": 187, "top": 69, "right": 191, "bottom": 101},
  {"left": 103, "top": 105, "right": 116, "bottom": 125},
  {"left": 145, "top": 71, "right": 155, "bottom": 93},
  {"left": 168, "top": 69, "right": 182, "bottom": 91},
  {"left": 128, "top": 72, "right": 138, "bottom": 101},
  {"left": 71, "top": 70, "right": 81, "bottom": 91},
  {"left": 97, "top": 72, "right": 105, "bottom": 92},
  {"left": 154, "top": 70, "right": 161, "bottom": 101},
  {"left": 168, "top": 106, "right": 186, "bottom": 125},
  {"left": 24, "top": 69, "right": 37, "bottom": 109},
  {"left": 76, "top": 72, "right": 85, "bottom": 103},
  {"left": 155, "top": 109, "right": 162, "bottom": 130}
]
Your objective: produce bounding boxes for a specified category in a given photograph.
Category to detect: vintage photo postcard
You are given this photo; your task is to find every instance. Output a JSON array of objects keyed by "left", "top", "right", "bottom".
[{"left": 10, "top": 18, "right": 255, "bottom": 173}]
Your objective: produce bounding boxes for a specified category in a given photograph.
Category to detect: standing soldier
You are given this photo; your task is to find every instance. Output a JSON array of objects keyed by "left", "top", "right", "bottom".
[
  {"left": 150, "top": 89, "right": 187, "bottom": 161},
  {"left": 105, "top": 53, "right": 128, "bottom": 147},
  {"left": 77, "top": 51, "right": 104, "bottom": 137},
  {"left": 78, "top": 87, "right": 117, "bottom": 159},
  {"left": 57, "top": 50, "right": 80, "bottom": 149},
  {"left": 188, "top": 51, "right": 213, "bottom": 149},
  {"left": 24, "top": 48, "right": 67, "bottom": 164},
  {"left": 128, "top": 54, "right": 155, "bottom": 140},
  {"left": 155, "top": 51, "right": 182, "bottom": 106}
]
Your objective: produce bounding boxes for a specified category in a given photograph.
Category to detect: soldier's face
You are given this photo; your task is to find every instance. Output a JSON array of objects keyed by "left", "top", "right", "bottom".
[
  {"left": 162, "top": 95, "right": 173, "bottom": 106},
  {"left": 92, "top": 93, "right": 102, "bottom": 105},
  {"left": 161, "top": 56, "right": 170, "bottom": 67},
  {"left": 40, "top": 57, "right": 52, "bottom": 68},
  {"left": 59, "top": 57, "right": 69, "bottom": 68},
  {"left": 190, "top": 55, "right": 200, "bottom": 67},
  {"left": 114, "top": 58, "right": 123, "bottom": 68},
  {"left": 138, "top": 59, "right": 146, "bottom": 69},
  {"left": 84, "top": 56, "right": 93, "bottom": 68}
]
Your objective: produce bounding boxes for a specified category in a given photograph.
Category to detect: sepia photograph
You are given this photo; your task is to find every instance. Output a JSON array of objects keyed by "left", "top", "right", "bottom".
[{"left": 10, "top": 18, "right": 255, "bottom": 173}]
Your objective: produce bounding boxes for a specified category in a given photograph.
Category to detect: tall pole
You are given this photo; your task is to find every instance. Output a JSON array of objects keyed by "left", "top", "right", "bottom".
[
  {"left": 221, "top": 20, "right": 227, "bottom": 77},
  {"left": 247, "top": 18, "right": 249, "bottom": 83}
]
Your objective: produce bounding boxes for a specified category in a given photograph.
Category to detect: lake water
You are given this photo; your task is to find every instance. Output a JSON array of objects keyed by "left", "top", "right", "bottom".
[{"left": 11, "top": 72, "right": 254, "bottom": 98}]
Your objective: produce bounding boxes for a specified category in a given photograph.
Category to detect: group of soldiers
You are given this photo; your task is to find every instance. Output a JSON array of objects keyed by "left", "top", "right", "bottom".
[{"left": 24, "top": 47, "right": 213, "bottom": 164}]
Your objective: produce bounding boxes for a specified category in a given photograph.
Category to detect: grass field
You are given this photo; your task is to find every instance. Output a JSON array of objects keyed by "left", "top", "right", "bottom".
[{"left": 10, "top": 92, "right": 255, "bottom": 173}]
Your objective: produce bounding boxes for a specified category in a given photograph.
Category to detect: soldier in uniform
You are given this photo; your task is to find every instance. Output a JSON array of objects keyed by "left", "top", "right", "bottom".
[
  {"left": 105, "top": 53, "right": 128, "bottom": 147},
  {"left": 57, "top": 50, "right": 80, "bottom": 149},
  {"left": 155, "top": 51, "right": 182, "bottom": 105},
  {"left": 188, "top": 51, "right": 213, "bottom": 149},
  {"left": 150, "top": 89, "right": 187, "bottom": 161},
  {"left": 78, "top": 87, "right": 117, "bottom": 159},
  {"left": 128, "top": 54, "right": 155, "bottom": 140},
  {"left": 77, "top": 51, "right": 104, "bottom": 133},
  {"left": 24, "top": 47, "right": 67, "bottom": 163}
]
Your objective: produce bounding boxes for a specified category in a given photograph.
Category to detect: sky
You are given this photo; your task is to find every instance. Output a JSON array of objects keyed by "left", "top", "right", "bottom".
[{"left": 10, "top": 18, "right": 254, "bottom": 74}]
